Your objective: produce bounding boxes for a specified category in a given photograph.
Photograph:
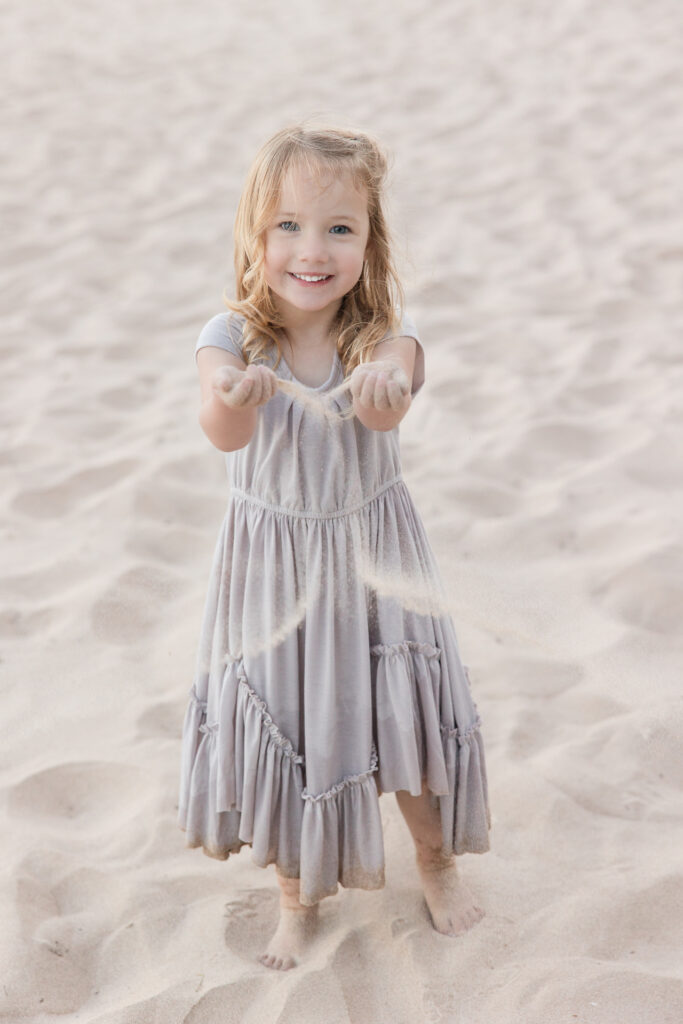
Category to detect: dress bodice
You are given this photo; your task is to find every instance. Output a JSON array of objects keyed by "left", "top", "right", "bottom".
[{"left": 194, "top": 310, "right": 424, "bottom": 515}]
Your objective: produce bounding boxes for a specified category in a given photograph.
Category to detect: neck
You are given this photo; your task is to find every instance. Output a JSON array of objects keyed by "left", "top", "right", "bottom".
[{"left": 275, "top": 300, "right": 342, "bottom": 349}]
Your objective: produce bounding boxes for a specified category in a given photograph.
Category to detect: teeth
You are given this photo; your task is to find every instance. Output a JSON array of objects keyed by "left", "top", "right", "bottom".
[{"left": 292, "top": 273, "right": 330, "bottom": 282}]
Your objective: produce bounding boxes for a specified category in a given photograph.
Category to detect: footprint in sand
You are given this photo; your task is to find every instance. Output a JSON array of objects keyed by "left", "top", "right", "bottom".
[
  {"left": 224, "top": 888, "right": 274, "bottom": 924},
  {"left": 7, "top": 853, "right": 96, "bottom": 1016},
  {"left": 223, "top": 888, "right": 279, "bottom": 962}
]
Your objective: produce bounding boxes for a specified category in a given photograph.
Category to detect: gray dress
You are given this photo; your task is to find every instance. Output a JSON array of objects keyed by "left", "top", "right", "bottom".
[{"left": 177, "top": 310, "right": 491, "bottom": 906}]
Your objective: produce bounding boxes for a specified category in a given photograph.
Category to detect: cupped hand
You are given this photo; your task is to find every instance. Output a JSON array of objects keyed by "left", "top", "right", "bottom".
[
  {"left": 212, "top": 363, "right": 279, "bottom": 408},
  {"left": 349, "top": 359, "right": 411, "bottom": 412}
]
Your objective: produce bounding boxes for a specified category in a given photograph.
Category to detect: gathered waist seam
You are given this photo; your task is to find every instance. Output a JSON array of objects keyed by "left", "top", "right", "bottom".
[{"left": 230, "top": 473, "right": 404, "bottom": 520}]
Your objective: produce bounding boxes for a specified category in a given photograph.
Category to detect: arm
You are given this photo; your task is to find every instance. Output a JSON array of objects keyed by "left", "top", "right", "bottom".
[
  {"left": 197, "top": 347, "right": 263, "bottom": 452},
  {"left": 352, "top": 335, "right": 418, "bottom": 432}
]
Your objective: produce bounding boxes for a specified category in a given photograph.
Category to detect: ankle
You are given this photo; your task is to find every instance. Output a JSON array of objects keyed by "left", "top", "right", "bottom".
[
  {"left": 415, "top": 844, "right": 456, "bottom": 872},
  {"left": 276, "top": 874, "right": 317, "bottom": 912},
  {"left": 280, "top": 899, "right": 318, "bottom": 913}
]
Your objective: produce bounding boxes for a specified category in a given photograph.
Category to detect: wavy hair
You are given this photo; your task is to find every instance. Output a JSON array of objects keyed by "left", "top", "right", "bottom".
[{"left": 222, "top": 122, "right": 405, "bottom": 378}]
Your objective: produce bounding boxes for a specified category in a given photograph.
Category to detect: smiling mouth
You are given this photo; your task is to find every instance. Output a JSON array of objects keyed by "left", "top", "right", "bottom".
[{"left": 289, "top": 272, "right": 333, "bottom": 284}]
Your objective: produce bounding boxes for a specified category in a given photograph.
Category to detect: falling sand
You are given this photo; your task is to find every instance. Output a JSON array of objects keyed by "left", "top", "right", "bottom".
[
  {"left": 275, "top": 375, "right": 359, "bottom": 422},
  {"left": 226, "top": 360, "right": 412, "bottom": 425},
  {"left": 216, "top": 371, "right": 456, "bottom": 664}
]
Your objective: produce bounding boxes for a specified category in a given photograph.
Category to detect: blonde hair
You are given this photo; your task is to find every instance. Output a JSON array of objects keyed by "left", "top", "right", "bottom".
[{"left": 222, "top": 122, "right": 405, "bottom": 378}]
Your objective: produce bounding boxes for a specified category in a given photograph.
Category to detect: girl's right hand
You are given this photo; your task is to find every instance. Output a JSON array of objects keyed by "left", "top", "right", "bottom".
[{"left": 212, "top": 364, "right": 279, "bottom": 408}]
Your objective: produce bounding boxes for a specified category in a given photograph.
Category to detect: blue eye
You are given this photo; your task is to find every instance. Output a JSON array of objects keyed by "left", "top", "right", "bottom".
[
  {"left": 279, "top": 221, "right": 299, "bottom": 232},
  {"left": 330, "top": 225, "right": 350, "bottom": 235}
]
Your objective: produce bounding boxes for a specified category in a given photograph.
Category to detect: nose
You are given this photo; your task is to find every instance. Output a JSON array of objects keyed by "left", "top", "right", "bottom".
[{"left": 297, "top": 230, "right": 329, "bottom": 265}]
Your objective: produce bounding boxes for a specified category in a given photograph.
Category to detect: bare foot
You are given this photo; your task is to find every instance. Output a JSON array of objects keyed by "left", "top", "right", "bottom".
[
  {"left": 259, "top": 905, "right": 320, "bottom": 970},
  {"left": 258, "top": 874, "right": 320, "bottom": 971},
  {"left": 416, "top": 847, "right": 484, "bottom": 937}
]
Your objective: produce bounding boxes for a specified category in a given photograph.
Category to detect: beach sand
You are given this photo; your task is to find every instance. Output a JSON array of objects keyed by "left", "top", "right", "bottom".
[{"left": 2, "top": 1, "right": 682, "bottom": 1020}]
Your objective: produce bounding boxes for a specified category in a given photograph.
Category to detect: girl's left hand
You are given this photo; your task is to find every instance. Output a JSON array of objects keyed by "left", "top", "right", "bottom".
[{"left": 349, "top": 359, "right": 411, "bottom": 412}]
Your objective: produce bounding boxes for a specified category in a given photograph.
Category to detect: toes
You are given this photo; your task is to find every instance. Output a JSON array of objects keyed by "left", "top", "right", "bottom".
[
  {"left": 274, "top": 956, "right": 297, "bottom": 970},
  {"left": 258, "top": 951, "right": 297, "bottom": 970},
  {"left": 441, "top": 909, "right": 481, "bottom": 936}
]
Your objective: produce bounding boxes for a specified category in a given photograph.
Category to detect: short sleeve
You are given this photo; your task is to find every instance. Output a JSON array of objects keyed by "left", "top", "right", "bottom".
[
  {"left": 194, "top": 313, "right": 246, "bottom": 363},
  {"left": 385, "top": 309, "right": 425, "bottom": 397}
]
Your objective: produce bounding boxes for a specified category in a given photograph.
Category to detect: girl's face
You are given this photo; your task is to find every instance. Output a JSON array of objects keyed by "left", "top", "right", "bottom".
[{"left": 263, "top": 165, "right": 370, "bottom": 326}]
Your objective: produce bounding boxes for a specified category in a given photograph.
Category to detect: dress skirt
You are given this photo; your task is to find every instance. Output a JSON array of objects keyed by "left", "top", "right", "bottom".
[{"left": 177, "top": 312, "right": 491, "bottom": 907}]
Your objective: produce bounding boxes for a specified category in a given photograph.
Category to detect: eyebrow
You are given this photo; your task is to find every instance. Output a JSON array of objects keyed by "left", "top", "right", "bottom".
[{"left": 277, "top": 212, "right": 361, "bottom": 223}]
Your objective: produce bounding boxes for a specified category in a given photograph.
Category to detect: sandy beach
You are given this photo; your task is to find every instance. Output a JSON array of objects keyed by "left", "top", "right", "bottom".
[{"left": 2, "top": 0, "right": 682, "bottom": 1021}]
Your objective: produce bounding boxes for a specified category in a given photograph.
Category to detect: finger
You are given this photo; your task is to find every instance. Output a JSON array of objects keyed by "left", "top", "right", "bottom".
[
  {"left": 259, "top": 366, "right": 277, "bottom": 403},
  {"left": 394, "top": 370, "right": 410, "bottom": 396},
  {"left": 349, "top": 375, "right": 364, "bottom": 401},
  {"left": 213, "top": 370, "right": 234, "bottom": 393},
  {"left": 385, "top": 378, "right": 406, "bottom": 411},
  {"left": 244, "top": 367, "right": 263, "bottom": 404},
  {"left": 374, "top": 372, "right": 394, "bottom": 411},
  {"left": 359, "top": 372, "right": 378, "bottom": 408},
  {"left": 255, "top": 367, "right": 274, "bottom": 405},
  {"left": 347, "top": 367, "right": 365, "bottom": 402},
  {"left": 214, "top": 374, "right": 239, "bottom": 403},
  {"left": 226, "top": 376, "right": 253, "bottom": 407}
]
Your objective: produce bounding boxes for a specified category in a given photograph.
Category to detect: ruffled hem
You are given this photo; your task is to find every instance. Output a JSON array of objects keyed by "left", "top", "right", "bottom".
[
  {"left": 299, "top": 742, "right": 385, "bottom": 906},
  {"left": 176, "top": 675, "right": 249, "bottom": 861},
  {"left": 177, "top": 654, "right": 306, "bottom": 875},
  {"left": 370, "top": 640, "right": 491, "bottom": 855},
  {"left": 178, "top": 639, "right": 490, "bottom": 902}
]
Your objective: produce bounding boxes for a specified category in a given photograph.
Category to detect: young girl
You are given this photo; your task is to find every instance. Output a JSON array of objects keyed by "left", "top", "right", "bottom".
[{"left": 177, "top": 123, "right": 491, "bottom": 971}]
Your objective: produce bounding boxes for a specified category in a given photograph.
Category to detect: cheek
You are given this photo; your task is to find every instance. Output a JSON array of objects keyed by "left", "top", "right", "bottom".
[
  {"left": 346, "top": 247, "right": 367, "bottom": 277},
  {"left": 264, "top": 235, "right": 286, "bottom": 271}
]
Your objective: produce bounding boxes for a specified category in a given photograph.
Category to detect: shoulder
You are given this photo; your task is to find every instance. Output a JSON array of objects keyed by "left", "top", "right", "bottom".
[
  {"left": 195, "top": 312, "right": 246, "bottom": 360},
  {"left": 396, "top": 308, "right": 420, "bottom": 342},
  {"left": 197, "top": 311, "right": 246, "bottom": 344},
  {"left": 375, "top": 308, "right": 420, "bottom": 343},
  {"left": 376, "top": 308, "right": 425, "bottom": 398}
]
